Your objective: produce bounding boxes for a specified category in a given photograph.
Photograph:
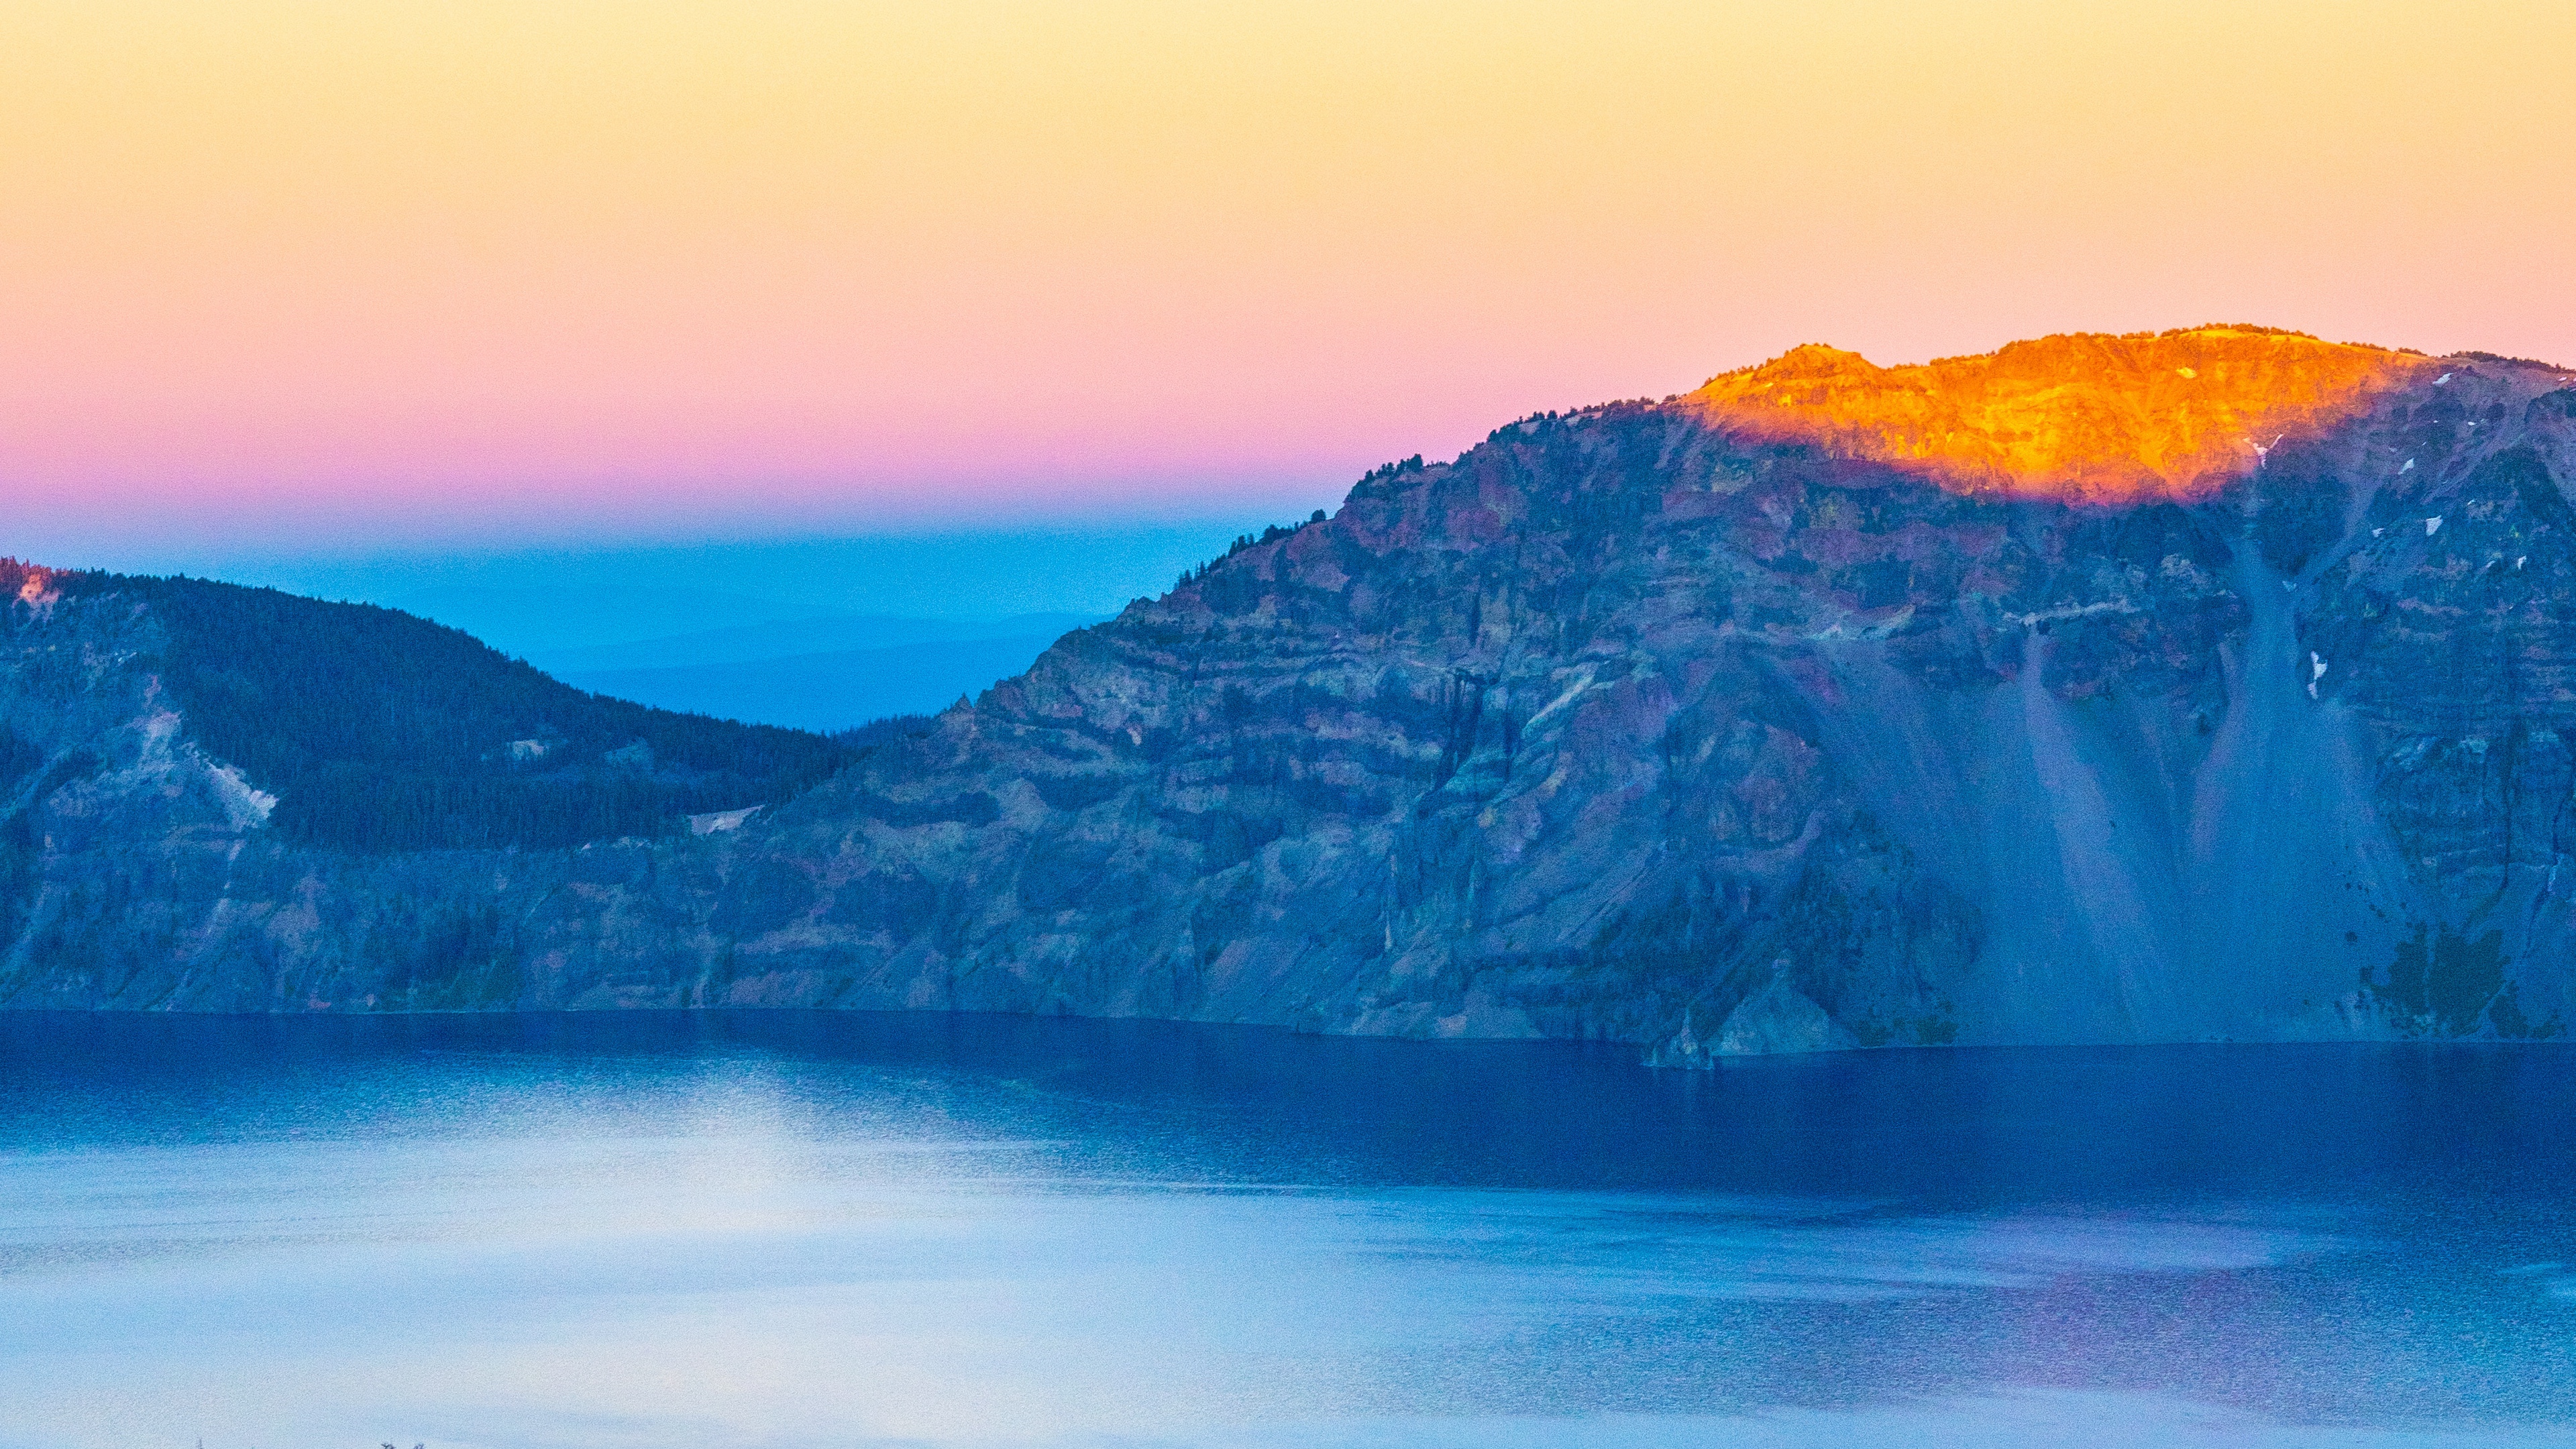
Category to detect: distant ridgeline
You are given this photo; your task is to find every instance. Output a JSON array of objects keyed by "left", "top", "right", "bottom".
[{"left": 2, "top": 564, "right": 849, "bottom": 853}]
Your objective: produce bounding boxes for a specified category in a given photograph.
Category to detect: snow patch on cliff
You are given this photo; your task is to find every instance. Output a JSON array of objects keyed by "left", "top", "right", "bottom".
[
  {"left": 206, "top": 761, "right": 278, "bottom": 829},
  {"left": 689, "top": 806, "right": 761, "bottom": 835},
  {"left": 99, "top": 708, "right": 276, "bottom": 831},
  {"left": 2002, "top": 598, "right": 2140, "bottom": 629}
]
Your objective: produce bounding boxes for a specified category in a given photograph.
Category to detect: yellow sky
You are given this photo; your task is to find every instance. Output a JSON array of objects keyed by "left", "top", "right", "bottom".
[{"left": 5, "top": 1, "right": 2572, "bottom": 546}]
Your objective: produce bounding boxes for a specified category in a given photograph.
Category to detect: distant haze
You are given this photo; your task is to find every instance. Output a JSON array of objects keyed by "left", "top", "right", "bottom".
[
  {"left": 549, "top": 629, "right": 1099, "bottom": 733},
  {"left": 500, "top": 605, "right": 1111, "bottom": 733},
  {"left": 178, "top": 525, "right": 1252, "bottom": 643},
  {"left": 5, "top": 1, "right": 2571, "bottom": 571}
]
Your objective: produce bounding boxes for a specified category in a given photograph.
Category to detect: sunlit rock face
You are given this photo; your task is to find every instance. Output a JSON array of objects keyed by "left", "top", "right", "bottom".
[
  {"left": 1, "top": 561, "right": 60, "bottom": 612},
  {"left": 1689, "top": 327, "right": 2440, "bottom": 504},
  {"left": 7, "top": 330, "right": 2576, "bottom": 1056}
]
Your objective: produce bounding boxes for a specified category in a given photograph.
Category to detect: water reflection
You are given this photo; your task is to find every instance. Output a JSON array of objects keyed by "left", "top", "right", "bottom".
[{"left": 2, "top": 1012, "right": 2574, "bottom": 1447}]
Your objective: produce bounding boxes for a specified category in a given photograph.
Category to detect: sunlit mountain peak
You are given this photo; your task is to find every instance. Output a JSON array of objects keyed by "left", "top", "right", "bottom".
[{"left": 1686, "top": 326, "right": 2443, "bottom": 504}]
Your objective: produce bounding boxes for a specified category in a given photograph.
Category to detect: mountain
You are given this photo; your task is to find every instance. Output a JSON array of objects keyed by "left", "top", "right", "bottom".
[
  {"left": 7, "top": 326, "right": 2576, "bottom": 1055},
  {"left": 556, "top": 633, "right": 1091, "bottom": 734},
  {"left": 0, "top": 568, "right": 845, "bottom": 857}
]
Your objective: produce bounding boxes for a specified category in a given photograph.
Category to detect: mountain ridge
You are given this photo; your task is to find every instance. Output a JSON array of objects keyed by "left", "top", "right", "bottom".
[
  {"left": 1688, "top": 325, "right": 2451, "bottom": 504},
  {"left": 0, "top": 568, "right": 845, "bottom": 854},
  {"left": 7, "top": 329, "right": 2576, "bottom": 1055}
]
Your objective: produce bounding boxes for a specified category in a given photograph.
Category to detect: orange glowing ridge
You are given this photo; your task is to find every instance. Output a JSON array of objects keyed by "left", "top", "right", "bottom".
[
  {"left": 3, "top": 561, "right": 62, "bottom": 610},
  {"left": 1684, "top": 327, "right": 2440, "bottom": 504}
]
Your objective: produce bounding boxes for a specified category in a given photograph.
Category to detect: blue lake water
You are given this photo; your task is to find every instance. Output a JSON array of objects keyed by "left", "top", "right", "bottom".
[{"left": 4, "top": 1012, "right": 2576, "bottom": 1448}]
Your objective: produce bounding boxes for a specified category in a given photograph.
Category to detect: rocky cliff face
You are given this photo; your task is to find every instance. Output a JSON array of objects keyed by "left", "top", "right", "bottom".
[
  {"left": 1688, "top": 327, "right": 2441, "bottom": 503},
  {"left": 9, "top": 327, "right": 2576, "bottom": 1054}
]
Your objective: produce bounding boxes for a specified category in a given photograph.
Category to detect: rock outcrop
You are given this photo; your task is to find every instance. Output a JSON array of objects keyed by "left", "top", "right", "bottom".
[
  {"left": 1689, "top": 327, "right": 2438, "bottom": 502},
  {"left": 7, "top": 327, "right": 2576, "bottom": 1055}
]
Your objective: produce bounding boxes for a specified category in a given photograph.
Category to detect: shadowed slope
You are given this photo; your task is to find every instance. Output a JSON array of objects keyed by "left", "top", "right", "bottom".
[
  {"left": 2, "top": 568, "right": 849, "bottom": 853},
  {"left": 9, "top": 335, "right": 2576, "bottom": 1052}
]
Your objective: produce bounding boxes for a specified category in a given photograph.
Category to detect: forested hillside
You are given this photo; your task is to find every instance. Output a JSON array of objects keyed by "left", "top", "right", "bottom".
[
  {"left": 23, "top": 569, "right": 851, "bottom": 853},
  {"left": 12, "top": 331, "right": 2576, "bottom": 1049}
]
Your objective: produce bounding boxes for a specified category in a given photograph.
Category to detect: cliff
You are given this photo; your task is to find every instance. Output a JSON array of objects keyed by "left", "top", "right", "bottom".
[
  {"left": 8, "top": 327, "right": 2576, "bottom": 1054},
  {"left": 1687, "top": 326, "right": 2438, "bottom": 503}
]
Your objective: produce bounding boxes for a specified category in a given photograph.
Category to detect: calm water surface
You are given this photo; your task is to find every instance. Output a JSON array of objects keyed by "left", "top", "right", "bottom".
[{"left": 3, "top": 1012, "right": 2575, "bottom": 1448}]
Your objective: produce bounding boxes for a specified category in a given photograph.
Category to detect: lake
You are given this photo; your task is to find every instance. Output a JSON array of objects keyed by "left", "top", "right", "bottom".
[{"left": 3, "top": 1011, "right": 2575, "bottom": 1448}]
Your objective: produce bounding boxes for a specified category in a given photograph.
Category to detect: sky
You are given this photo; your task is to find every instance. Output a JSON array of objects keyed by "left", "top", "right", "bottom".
[{"left": 6, "top": 0, "right": 2573, "bottom": 613}]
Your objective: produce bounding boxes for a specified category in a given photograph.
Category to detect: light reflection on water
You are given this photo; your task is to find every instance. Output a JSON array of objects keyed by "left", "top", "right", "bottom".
[{"left": 2, "top": 1012, "right": 2575, "bottom": 1448}]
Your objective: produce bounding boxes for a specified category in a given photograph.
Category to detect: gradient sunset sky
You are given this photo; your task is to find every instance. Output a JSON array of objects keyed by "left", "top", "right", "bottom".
[{"left": 7, "top": 0, "right": 2573, "bottom": 576}]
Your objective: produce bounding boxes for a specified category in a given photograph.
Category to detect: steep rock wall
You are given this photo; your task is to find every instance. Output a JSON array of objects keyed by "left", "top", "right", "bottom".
[{"left": 7, "top": 333, "right": 2576, "bottom": 1055}]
